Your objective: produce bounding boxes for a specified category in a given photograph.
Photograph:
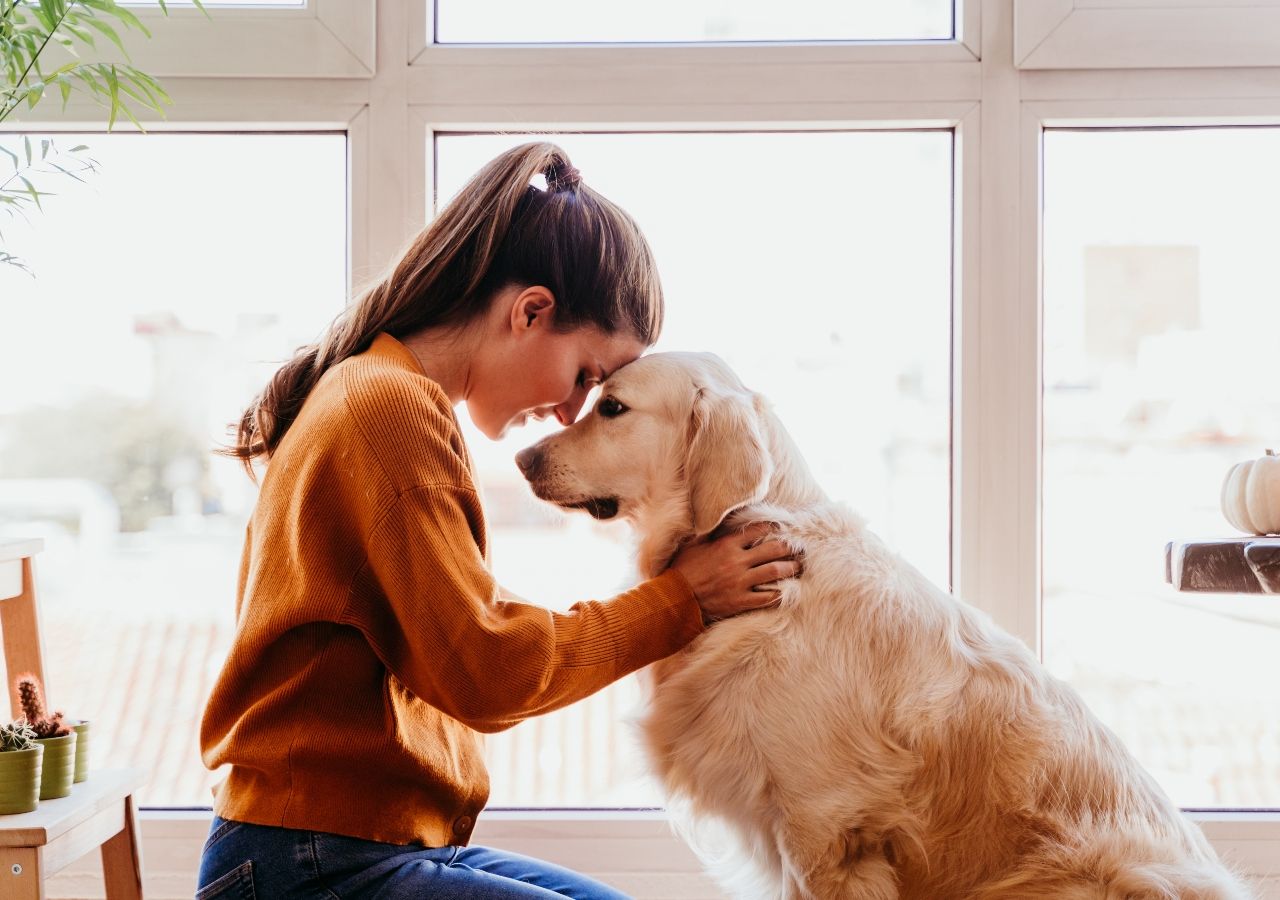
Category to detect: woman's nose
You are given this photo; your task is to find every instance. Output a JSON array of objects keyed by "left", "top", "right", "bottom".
[
  {"left": 553, "top": 401, "right": 579, "bottom": 426},
  {"left": 554, "top": 389, "right": 589, "bottom": 426}
]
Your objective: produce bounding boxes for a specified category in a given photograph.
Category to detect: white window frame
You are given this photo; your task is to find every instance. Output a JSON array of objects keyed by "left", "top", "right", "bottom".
[
  {"left": 6, "top": 0, "right": 1279, "bottom": 895},
  {"left": 49, "top": 0, "right": 376, "bottom": 77},
  {"left": 1015, "top": 0, "right": 1280, "bottom": 70}
]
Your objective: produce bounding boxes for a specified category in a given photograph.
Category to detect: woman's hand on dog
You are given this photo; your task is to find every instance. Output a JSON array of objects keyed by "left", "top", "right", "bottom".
[{"left": 670, "top": 522, "right": 801, "bottom": 626}]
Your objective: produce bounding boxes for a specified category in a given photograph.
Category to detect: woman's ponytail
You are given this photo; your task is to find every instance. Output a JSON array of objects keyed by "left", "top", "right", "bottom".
[{"left": 222, "top": 141, "right": 662, "bottom": 475}]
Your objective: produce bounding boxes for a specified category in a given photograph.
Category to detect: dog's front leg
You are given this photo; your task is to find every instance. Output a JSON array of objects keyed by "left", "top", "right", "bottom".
[{"left": 778, "top": 822, "right": 900, "bottom": 900}]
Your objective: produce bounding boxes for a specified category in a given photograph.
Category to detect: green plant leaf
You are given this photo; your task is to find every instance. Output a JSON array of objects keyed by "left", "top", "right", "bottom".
[
  {"left": 128, "top": 68, "right": 169, "bottom": 105},
  {"left": 29, "top": 5, "right": 52, "bottom": 32},
  {"left": 101, "top": 3, "right": 149, "bottom": 39},
  {"left": 115, "top": 74, "right": 152, "bottom": 107},
  {"left": 107, "top": 65, "right": 167, "bottom": 117},
  {"left": 0, "top": 249, "right": 34, "bottom": 276},
  {"left": 68, "top": 67, "right": 101, "bottom": 104},
  {"left": 17, "top": 175, "right": 47, "bottom": 209},
  {"left": 61, "top": 21, "right": 94, "bottom": 49},
  {"left": 49, "top": 160, "right": 85, "bottom": 183},
  {"left": 81, "top": 14, "right": 127, "bottom": 58},
  {"left": 104, "top": 62, "right": 118, "bottom": 129}
]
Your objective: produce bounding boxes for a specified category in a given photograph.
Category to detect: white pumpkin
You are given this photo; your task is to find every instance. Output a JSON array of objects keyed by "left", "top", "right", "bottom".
[{"left": 1221, "top": 450, "right": 1280, "bottom": 536}]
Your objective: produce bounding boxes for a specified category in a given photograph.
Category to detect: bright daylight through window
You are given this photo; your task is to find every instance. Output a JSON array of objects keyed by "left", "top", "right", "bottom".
[
  {"left": 437, "top": 130, "right": 953, "bottom": 805},
  {"left": 435, "top": 0, "right": 952, "bottom": 43},
  {"left": 1043, "top": 127, "right": 1280, "bottom": 808}
]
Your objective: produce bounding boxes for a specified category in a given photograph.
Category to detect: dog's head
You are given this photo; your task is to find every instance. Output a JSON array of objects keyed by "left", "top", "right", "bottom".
[{"left": 515, "top": 352, "right": 775, "bottom": 540}]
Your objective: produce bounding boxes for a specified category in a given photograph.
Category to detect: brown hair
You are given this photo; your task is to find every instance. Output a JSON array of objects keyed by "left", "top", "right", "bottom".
[{"left": 223, "top": 141, "right": 663, "bottom": 474}]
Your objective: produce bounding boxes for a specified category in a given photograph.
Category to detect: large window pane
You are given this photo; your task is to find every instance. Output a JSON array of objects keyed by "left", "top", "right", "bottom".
[
  {"left": 1043, "top": 128, "right": 1280, "bottom": 808},
  {"left": 436, "top": 0, "right": 953, "bottom": 44},
  {"left": 437, "top": 131, "right": 953, "bottom": 805},
  {"left": 0, "top": 132, "right": 346, "bottom": 806}
]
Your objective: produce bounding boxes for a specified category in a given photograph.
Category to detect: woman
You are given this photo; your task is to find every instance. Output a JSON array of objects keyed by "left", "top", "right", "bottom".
[{"left": 196, "top": 142, "right": 798, "bottom": 899}]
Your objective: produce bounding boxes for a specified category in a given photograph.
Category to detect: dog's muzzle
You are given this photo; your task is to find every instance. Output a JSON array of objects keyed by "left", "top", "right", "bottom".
[
  {"left": 565, "top": 497, "right": 620, "bottom": 520},
  {"left": 515, "top": 445, "right": 620, "bottom": 520}
]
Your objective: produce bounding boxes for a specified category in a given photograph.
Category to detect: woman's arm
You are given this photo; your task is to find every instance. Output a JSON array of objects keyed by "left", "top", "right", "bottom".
[{"left": 346, "top": 481, "right": 704, "bottom": 732}]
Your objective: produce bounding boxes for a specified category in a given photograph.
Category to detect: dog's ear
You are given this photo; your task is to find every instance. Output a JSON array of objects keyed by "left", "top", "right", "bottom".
[{"left": 686, "top": 386, "right": 774, "bottom": 537}]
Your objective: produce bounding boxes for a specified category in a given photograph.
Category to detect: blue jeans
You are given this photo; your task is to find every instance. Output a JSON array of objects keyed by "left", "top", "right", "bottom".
[{"left": 196, "top": 816, "right": 632, "bottom": 899}]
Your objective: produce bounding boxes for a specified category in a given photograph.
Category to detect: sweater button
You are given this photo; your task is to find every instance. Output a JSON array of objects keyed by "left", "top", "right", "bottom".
[{"left": 452, "top": 815, "right": 472, "bottom": 836}]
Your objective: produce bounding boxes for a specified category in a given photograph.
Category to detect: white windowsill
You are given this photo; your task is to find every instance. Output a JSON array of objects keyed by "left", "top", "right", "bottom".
[{"left": 40, "top": 808, "right": 1280, "bottom": 899}]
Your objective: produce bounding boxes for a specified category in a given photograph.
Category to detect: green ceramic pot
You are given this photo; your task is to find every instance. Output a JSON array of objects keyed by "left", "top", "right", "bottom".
[
  {"left": 71, "top": 720, "right": 90, "bottom": 783},
  {"left": 0, "top": 745, "right": 43, "bottom": 814},
  {"left": 34, "top": 732, "right": 76, "bottom": 800}
]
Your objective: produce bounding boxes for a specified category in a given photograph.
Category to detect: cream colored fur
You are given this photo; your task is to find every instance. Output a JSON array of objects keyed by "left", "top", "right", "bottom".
[{"left": 518, "top": 352, "right": 1252, "bottom": 900}]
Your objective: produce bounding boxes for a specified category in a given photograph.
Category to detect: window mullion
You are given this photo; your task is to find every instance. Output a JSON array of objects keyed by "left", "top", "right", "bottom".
[{"left": 954, "top": 0, "right": 1044, "bottom": 652}]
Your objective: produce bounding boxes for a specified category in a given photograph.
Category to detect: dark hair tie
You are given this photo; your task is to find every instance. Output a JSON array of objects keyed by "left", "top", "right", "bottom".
[{"left": 546, "top": 163, "right": 582, "bottom": 192}]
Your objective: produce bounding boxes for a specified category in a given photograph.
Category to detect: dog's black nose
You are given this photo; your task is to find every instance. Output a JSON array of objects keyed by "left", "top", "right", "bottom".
[{"left": 515, "top": 446, "right": 542, "bottom": 478}]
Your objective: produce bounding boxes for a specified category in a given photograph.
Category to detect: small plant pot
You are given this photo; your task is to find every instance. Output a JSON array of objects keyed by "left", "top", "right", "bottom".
[
  {"left": 0, "top": 745, "right": 44, "bottom": 814},
  {"left": 71, "top": 720, "right": 90, "bottom": 783},
  {"left": 34, "top": 732, "right": 76, "bottom": 800}
]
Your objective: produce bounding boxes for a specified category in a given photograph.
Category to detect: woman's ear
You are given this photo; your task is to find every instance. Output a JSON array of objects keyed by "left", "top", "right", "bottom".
[{"left": 510, "top": 285, "right": 556, "bottom": 333}]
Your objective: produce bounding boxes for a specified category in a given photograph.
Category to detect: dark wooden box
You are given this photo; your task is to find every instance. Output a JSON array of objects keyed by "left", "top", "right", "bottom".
[{"left": 1165, "top": 537, "right": 1280, "bottom": 593}]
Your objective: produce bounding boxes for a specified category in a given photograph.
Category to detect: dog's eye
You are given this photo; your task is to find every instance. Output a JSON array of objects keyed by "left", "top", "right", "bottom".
[{"left": 598, "top": 396, "right": 627, "bottom": 418}]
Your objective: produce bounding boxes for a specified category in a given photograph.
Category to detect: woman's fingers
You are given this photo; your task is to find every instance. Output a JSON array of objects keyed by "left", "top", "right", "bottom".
[
  {"left": 745, "top": 538, "right": 793, "bottom": 566},
  {"left": 748, "top": 559, "right": 802, "bottom": 588},
  {"left": 678, "top": 523, "right": 802, "bottom": 624},
  {"left": 710, "top": 588, "right": 779, "bottom": 622},
  {"left": 733, "top": 521, "right": 775, "bottom": 548}
]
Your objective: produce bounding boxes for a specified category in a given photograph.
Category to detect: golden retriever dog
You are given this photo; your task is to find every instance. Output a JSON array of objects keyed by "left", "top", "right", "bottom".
[{"left": 514, "top": 352, "right": 1251, "bottom": 900}]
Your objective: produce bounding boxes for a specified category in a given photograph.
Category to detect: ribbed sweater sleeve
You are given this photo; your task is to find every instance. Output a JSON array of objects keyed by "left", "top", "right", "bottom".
[{"left": 348, "top": 485, "right": 701, "bottom": 733}]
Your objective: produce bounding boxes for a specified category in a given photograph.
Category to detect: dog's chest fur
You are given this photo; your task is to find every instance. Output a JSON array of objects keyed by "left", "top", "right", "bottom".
[{"left": 637, "top": 504, "right": 943, "bottom": 831}]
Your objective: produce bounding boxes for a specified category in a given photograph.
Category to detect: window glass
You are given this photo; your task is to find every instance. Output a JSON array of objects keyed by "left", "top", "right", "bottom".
[
  {"left": 437, "top": 130, "right": 953, "bottom": 804},
  {"left": 1043, "top": 128, "right": 1280, "bottom": 807},
  {"left": 435, "top": 0, "right": 953, "bottom": 43},
  {"left": 0, "top": 132, "right": 347, "bottom": 806}
]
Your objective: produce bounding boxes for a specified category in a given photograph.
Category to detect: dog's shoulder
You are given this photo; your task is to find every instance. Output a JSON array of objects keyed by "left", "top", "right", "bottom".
[{"left": 724, "top": 500, "right": 864, "bottom": 545}]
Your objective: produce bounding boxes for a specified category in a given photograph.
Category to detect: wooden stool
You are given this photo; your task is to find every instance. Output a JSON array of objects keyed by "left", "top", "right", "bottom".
[{"left": 0, "top": 539, "right": 148, "bottom": 898}]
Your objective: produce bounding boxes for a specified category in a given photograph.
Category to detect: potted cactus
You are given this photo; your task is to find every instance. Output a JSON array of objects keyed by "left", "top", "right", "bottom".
[
  {"left": 0, "top": 719, "right": 43, "bottom": 814},
  {"left": 15, "top": 676, "right": 77, "bottom": 800}
]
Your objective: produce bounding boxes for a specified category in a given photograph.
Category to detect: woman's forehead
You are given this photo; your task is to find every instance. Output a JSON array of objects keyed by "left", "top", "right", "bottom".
[{"left": 579, "top": 328, "right": 646, "bottom": 374}]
